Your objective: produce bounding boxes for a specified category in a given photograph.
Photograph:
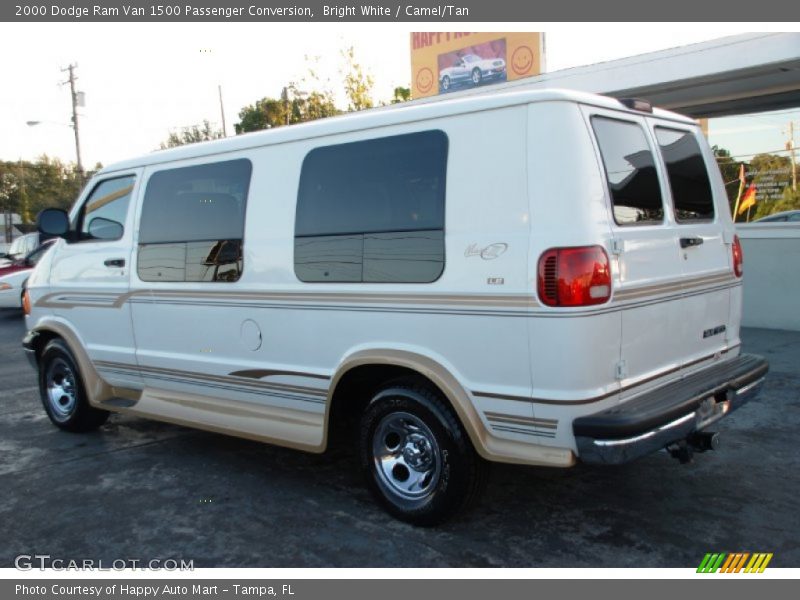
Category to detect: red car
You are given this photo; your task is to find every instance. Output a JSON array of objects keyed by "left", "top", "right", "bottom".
[{"left": 0, "top": 238, "right": 55, "bottom": 278}]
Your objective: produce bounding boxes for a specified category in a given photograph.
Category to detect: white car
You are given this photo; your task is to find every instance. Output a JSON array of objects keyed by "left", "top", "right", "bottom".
[
  {"left": 0, "top": 240, "right": 55, "bottom": 309},
  {"left": 0, "top": 269, "right": 31, "bottom": 308},
  {"left": 0, "top": 232, "right": 39, "bottom": 268},
  {"left": 439, "top": 53, "right": 507, "bottom": 91}
]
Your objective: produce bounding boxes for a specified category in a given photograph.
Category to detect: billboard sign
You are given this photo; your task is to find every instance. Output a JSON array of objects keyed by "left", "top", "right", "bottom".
[{"left": 410, "top": 32, "right": 544, "bottom": 98}]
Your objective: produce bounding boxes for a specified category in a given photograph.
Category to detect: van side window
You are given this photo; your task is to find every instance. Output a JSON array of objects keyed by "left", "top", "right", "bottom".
[
  {"left": 137, "top": 159, "right": 251, "bottom": 283},
  {"left": 294, "top": 130, "right": 448, "bottom": 283},
  {"left": 77, "top": 176, "right": 135, "bottom": 241},
  {"left": 655, "top": 128, "right": 715, "bottom": 222},
  {"left": 591, "top": 117, "right": 664, "bottom": 226}
]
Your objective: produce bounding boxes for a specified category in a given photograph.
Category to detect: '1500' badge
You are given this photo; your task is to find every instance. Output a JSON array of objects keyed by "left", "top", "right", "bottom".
[{"left": 702, "top": 325, "right": 726, "bottom": 339}]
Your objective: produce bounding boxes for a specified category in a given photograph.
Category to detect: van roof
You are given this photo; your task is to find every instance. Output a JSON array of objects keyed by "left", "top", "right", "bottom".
[{"left": 100, "top": 88, "right": 697, "bottom": 175}]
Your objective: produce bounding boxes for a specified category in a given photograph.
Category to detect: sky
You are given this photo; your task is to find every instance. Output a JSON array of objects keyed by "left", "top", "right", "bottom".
[{"left": 0, "top": 23, "right": 797, "bottom": 168}]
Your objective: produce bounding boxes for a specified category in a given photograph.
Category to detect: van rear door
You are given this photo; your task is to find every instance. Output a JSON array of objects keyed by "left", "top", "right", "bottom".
[
  {"left": 586, "top": 107, "right": 734, "bottom": 394},
  {"left": 587, "top": 110, "right": 688, "bottom": 390},
  {"left": 647, "top": 122, "right": 735, "bottom": 369}
]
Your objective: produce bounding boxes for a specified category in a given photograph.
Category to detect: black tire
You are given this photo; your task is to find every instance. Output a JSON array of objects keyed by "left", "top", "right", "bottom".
[
  {"left": 38, "top": 339, "right": 109, "bottom": 432},
  {"left": 441, "top": 75, "right": 451, "bottom": 91},
  {"left": 359, "top": 382, "right": 487, "bottom": 526},
  {"left": 471, "top": 68, "right": 482, "bottom": 85}
]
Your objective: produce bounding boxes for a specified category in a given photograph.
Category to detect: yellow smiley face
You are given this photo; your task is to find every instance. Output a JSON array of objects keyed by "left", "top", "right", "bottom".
[
  {"left": 416, "top": 68, "right": 434, "bottom": 94},
  {"left": 511, "top": 46, "right": 534, "bottom": 76}
]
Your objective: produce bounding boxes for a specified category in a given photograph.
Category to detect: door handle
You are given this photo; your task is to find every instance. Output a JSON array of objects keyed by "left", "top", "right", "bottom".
[
  {"left": 680, "top": 237, "right": 704, "bottom": 249},
  {"left": 104, "top": 258, "right": 125, "bottom": 268}
]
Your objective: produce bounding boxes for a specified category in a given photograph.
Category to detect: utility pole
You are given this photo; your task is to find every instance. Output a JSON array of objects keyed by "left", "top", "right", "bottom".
[
  {"left": 61, "top": 63, "right": 84, "bottom": 179},
  {"left": 218, "top": 85, "right": 228, "bottom": 137},
  {"left": 787, "top": 121, "right": 797, "bottom": 193},
  {"left": 281, "top": 87, "right": 290, "bottom": 126}
]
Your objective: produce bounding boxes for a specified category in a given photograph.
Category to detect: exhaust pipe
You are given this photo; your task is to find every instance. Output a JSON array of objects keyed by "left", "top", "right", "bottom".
[{"left": 688, "top": 431, "right": 720, "bottom": 452}]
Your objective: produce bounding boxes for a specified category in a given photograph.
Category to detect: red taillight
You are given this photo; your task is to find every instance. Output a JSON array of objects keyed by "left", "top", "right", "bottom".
[
  {"left": 732, "top": 234, "right": 743, "bottom": 278},
  {"left": 537, "top": 245, "right": 612, "bottom": 307}
]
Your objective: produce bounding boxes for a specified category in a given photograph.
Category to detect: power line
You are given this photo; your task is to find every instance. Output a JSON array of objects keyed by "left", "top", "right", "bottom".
[{"left": 714, "top": 148, "right": 792, "bottom": 160}]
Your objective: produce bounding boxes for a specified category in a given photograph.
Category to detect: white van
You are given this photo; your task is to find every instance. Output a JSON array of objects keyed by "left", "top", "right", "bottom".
[{"left": 25, "top": 89, "right": 768, "bottom": 525}]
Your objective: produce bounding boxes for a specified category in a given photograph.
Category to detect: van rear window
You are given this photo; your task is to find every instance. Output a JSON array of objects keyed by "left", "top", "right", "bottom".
[
  {"left": 655, "top": 128, "right": 715, "bottom": 222},
  {"left": 591, "top": 117, "right": 664, "bottom": 226},
  {"left": 295, "top": 130, "right": 447, "bottom": 283}
]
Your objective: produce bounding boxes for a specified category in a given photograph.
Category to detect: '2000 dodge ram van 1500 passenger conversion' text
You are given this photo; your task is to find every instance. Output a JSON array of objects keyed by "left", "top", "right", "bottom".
[{"left": 24, "top": 89, "right": 768, "bottom": 524}]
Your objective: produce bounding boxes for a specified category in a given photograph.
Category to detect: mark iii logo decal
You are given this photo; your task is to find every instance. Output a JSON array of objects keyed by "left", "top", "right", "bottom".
[{"left": 465, "top": 243, "right": 508, "bottom": 260}]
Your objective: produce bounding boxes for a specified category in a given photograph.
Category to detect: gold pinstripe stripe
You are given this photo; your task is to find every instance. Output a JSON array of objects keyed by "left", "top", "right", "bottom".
[
  {"left": 94, "top": 360, "right": 328, "bottom": 397},
  {"left": 484, "top": 411, "right": 558, "bottom": 429}
]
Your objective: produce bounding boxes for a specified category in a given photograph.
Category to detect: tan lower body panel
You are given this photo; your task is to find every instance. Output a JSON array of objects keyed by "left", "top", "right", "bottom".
[
  {"left": 34, "top": 321, "right": 575, "bottom": 467},
  {"left": 103, "top": 386, "right": 326, "bottom": 453}
]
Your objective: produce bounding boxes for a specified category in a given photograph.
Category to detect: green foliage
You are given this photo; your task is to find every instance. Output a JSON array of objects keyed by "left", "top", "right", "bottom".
[
  {"left": 0, "top": 157, "right": 86, "bottom": 224},
  {"left": 712, "top": 145, "right": 741, "bottom": 215},
  {"left": 747, "top": 153, "right": 795, "bottom": 221},
  {"left": 235, "top": 98, "right": 287, "bottom": 133},
  {"left": 234, "top": 87, "right": 339, "bottom": 134},
  {"left": 341, "top": 46, "right": 375, "bottom": 112},
  {"left": 160, "top": 120, "right": 224, "bottom": 149},
  {"left": 391, "top": 86, "right": 412, "bottom": 104},
  {"left": 234, "top": 45, "right": 381, "bottom": 135}
]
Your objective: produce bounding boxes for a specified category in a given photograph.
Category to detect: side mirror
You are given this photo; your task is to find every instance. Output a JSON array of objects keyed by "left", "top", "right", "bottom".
[
  {"left": 87, "top": 217, "right": 124, "bottom": 241},
  {"left": 37, "top": 208, "right": 70, "bottom": 237}
]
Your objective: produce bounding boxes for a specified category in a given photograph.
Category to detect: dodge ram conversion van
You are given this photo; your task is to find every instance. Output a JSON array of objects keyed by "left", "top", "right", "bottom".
[{"left": 25, "top": 90, "right": 768, "bottom": 524}]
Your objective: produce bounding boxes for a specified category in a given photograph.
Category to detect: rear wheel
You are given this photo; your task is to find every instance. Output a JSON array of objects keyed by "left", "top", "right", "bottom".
[
  {"left": 359, "top": 382, "right": 487, "bottom": 526},
  {"left": 39, "top": 339, "right": 109, "bottom": 432},
  {"left": 441, "top": 75, "right": 451, "bottom": 91}
]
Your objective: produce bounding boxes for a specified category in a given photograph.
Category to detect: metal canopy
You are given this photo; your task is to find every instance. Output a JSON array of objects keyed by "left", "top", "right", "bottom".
[{"left": 417, "top": 33, "right": 800, "bottom": 119}]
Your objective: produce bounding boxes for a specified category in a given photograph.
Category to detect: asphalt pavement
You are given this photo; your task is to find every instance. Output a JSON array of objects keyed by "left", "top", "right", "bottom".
[{"left": 1, "top": 307, "right": 798, "bottom": 568}]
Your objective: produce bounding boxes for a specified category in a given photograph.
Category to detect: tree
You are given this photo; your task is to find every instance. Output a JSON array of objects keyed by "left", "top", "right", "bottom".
[
  {"left": 235, "top": 86, "right": 338, "bottom": 134},
  {"left": 341, "top": 45, "right": 375, "bottom": 112},
  {"left": 747, "top": 153, "right": 795, "bottom": 220},
  {"left": 160, "top": 120, "right": 224, "bottom": 149},
  {"left": 0, "top": 157, "right": 85, "bottom": 226},
  {"left": 235, "top": 44, "right": 378, "bottom": 135},
  {"left": 391, "top": 86, "right": 411, "bottom": 104},
  {"left": 712, "top": 145, "right": 741, "bottom": 215}
]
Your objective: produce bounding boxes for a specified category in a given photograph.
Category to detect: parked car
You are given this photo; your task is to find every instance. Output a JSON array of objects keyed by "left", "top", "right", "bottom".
[
  {"left": 0, "top": 238, "right": 55, "bottom": 278},
  {"left": 24, "top": 89, "right": 767, "bottom": 525},
  {"left": 0, "top": 232, "right": 39, "bottom": 268},
  {"left": 439, "top": 53, "right": 506, "bottom": 91},
  {"left": 0, "top": 239, "right": 55, "bottom": 309},
  {"left": 753, "top": 209, "right": 800, "bottom": 222}
]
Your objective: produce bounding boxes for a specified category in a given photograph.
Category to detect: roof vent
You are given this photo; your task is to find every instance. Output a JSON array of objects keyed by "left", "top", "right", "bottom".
[{"left": 619, "top": 98, "right": 653, "bottom": 113}]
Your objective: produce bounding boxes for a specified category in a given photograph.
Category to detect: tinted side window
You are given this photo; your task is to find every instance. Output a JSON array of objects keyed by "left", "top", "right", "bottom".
[
  {"left": 592, "top": 117, "right": 664, "bottom": 226},
  {"left": 79, "top": 176, "right": 135, "bottom": 241},
  {"left": 655, "top": 128, "right": 715, "bottom": 222},
  {"left": 295, "top": 130, "right": 447, "bottom": 283},
  {"left": 138, "top": 159, "right": 251, "bottom": 283}
]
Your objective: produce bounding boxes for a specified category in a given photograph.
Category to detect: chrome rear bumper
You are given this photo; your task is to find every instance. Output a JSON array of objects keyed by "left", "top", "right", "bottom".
[{"left": 574, "top": 354, "right": 768, "bottom": 465}]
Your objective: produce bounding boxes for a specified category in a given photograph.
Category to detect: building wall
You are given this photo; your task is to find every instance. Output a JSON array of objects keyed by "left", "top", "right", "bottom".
[{"left": 737, "top": 223, "right": 800, "bottom": 332}]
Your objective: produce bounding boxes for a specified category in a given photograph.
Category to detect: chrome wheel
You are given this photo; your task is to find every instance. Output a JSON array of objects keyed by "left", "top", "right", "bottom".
[
  {"left": 442, "top": 76, "right": 450, "bottom": 90},
  {"left": 45, "top": 358, "right": 77, "bottom": 421},
  {"left": 471, "top": 69, "right": 482, "bottom": 85},
  {"left": 372, "top": 411, "right": 442, "bottom": 501}
]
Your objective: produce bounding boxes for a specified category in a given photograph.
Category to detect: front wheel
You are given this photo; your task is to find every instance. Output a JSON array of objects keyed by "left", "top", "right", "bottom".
[
  {"left": 471, "top": 68, "right": 483, "bottom": 85},
  {"left": 39, "top": 339, "right": 109, "bottom": 432},
  {"left": 359, "top": 383, "right": 487, "bottom": 526}
]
